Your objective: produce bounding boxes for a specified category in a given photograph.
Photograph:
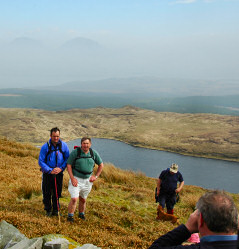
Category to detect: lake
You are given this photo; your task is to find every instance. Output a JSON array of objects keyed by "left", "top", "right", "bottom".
[{"left": 67, "top": 138, "right": 239, "bottom": 194}]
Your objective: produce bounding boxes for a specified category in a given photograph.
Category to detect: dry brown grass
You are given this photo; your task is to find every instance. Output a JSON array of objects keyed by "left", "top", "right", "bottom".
[
  {"left": 0, "top": 136, "right": 39, "bottom": 159},
  {"left": 0, "top": 107, "right": 238, "bottom": 161},
  {"left": 0, "top": 138, "right": 238, "bottom": 248}
]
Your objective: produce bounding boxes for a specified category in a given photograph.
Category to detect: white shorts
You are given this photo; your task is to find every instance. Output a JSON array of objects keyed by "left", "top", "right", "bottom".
[{"left": 68, "top": 176, "right": 93, "bottom": 199}]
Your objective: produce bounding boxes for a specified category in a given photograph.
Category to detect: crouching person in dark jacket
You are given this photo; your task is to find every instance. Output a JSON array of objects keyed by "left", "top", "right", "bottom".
[
  {"left": 149, "top": 190, "right": 238, "bottom": 249},
  {"left": 38, "top": 127, "right": 69, "bottom": 216}
]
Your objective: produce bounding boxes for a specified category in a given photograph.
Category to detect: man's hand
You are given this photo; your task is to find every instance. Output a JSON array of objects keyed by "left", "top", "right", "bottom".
[
  {"left": 51, "top": 167, "right": 62, "bottom": 174},
  {"left": 175, "top": 188, "right": 181, "bottom": 193},
  {"left": 71, "top": 177, "right": 78, "bottom": 187},
  {"left": 176, "top": 181, "right": 184, "bottom": 193},
  {"left": 157, "top": 188, "right": 160, "bottom": 196},
  {"left": 185, "top": 210, "right": 200, "bottom": 234},
  {"left": 238, "top": 214, "right": 239, "bottom": 229},
  {"left": 89, "top": 175, "right": 97, "bottom": 182}
]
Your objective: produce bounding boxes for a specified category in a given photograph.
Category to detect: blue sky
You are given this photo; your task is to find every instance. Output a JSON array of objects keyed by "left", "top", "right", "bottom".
[
  {"left": 0, "top": 0, "right": 239, "bottom": 87},
  {"left": 1, "top": 0, "right": 238, "bottom": 43}
]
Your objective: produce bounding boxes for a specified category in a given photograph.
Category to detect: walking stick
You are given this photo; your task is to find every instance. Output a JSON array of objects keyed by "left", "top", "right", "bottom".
[{"left": 54, "top": 175, "right": 61, "bottom": 225}]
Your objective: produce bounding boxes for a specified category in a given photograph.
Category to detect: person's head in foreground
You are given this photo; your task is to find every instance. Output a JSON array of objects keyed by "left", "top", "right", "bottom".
[
  {"left": 149, "top": 190, "right": 238, "bottom": 249},
  {"left": 195, "top": 190, "right": 238, "bottom": 236}
]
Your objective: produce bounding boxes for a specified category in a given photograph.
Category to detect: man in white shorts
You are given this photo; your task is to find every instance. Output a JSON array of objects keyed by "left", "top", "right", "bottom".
[{"left": 67, "top": 137, "right": 104, "bottom": 222}]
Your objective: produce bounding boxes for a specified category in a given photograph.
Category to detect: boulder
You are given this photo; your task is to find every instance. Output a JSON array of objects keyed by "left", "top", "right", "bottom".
[
  {"left": 43, "top": 238, "right": 69, "bottom": 249},
  {"left": 0, "top": 221, "right": 101, "bottom": 249},
  {"left": 77, "top": 244, "right": 101, "bottom": 249},
  {"left": 6, "top": 238, "right": 43, "bottom": 249},
  {"left": 0, "top": 220, "right": 27, "bottom": 249}
]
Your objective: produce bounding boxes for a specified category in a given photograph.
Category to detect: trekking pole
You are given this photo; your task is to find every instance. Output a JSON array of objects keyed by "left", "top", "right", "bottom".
[{"left": 54, "top": 175, "right": 61, "bottom": 225}]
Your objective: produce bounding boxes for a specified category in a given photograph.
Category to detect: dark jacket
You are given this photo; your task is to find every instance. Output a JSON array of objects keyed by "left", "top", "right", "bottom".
[
  {"left": 148, "top": 224, "right": 237, "bottom": 249},
  {"left": 159, "top": 169, "right": 183, "bottom": 194}
]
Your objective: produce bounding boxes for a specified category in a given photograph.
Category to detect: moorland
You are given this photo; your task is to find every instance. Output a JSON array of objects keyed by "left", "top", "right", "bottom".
[
  {"left": 0, "top": 104, "right": 239, "bottom": 248},
  {"left": 0, "top": 106, "right": 238, "bottom": 161},
  {"left": 1, "top": 137, "right": 239, "bottom": 248}
]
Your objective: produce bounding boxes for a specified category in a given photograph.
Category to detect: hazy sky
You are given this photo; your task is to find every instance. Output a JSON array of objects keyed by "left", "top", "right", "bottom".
[{"left": 0, "top": 0, "right": 239, "bottom": 88}]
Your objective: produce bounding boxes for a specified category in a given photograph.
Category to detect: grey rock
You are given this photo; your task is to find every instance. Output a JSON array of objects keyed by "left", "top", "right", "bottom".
[
  {"left": 0, "top": 220, "right": 26, "bottom": 249},
  {"left": 2, "top": 241, "right": 18, "bottom": 249},
  {"left": 0, "top": 221, "right": 101, "bottom": 249},
  {"left": 76, "top": 244, "right": 101, "bottom": 249},
  {"left": 44, "top": 238, "right": 69, "bottom": 249},
  {"left": 6, "top": 238, "right": 43, "bottom": 249}
]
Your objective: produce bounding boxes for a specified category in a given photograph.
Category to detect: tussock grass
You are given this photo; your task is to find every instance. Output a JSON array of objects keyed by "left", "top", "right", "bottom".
[
  {"left": 0, "top": 136, "right": 39, "bottom": 159},
  {"left": 0, "top": 137, "right": 238, "bottom": 248},
  {"left": 100, "top": 163, "right": 146, "bottom": 185}
]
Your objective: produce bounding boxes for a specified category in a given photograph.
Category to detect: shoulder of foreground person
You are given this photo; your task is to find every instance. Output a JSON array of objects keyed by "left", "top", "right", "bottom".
[{"left": 148, "top": 224, "right": 195, "bottom": 249}]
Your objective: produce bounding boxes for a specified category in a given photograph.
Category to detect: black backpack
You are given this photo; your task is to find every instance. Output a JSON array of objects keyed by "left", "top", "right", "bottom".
[
  {"left": 72, "top": 146, "right": 96, "bottom": 175},
  {"left": 45, "top": 141, "right": 65, "bottom": 163}
]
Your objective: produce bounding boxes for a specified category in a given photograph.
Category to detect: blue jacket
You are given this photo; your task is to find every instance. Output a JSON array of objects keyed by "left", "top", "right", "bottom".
[{"left": 38, "top": 139, "right": 69, "bottom": 174}]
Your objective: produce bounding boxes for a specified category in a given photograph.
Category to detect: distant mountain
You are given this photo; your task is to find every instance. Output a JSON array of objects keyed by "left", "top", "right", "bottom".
[
  {"left": 56, "top": 77, "right": 170, "bottom": 96},
  {"left": 41, "top": 77, "right": 239, "bottom": 97},
  {"left": 59, "top": 37, "right": 106, "bottom": 58},
  {"left": 8, "top": 37, "right": 43, "bottom": 50},
  {"left": 61, "top": 37, "right": 101, "bottom": 50}
]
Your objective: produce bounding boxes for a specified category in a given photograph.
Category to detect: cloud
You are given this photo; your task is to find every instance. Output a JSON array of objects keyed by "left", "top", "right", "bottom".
[
  {"left": 170, "top": 0, "right": 224, "bottom": 3},
  {"left": 68, "top": 29, "right": 79, "bottom": 35},
  {"left": 170, "top": 0, "right": 197, "bottom": 4}
]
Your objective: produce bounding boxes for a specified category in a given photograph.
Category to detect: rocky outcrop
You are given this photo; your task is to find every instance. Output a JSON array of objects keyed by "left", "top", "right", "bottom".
[{"left": 0, "top": 220, "right": 101, "bottom": 249}]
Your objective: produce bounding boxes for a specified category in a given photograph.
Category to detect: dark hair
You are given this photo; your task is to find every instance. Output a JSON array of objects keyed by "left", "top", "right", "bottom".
[
  {"left": 81, "top": 137, "right": 91, "bottom": 144},
  {"left": 50, "top": 127, "right": 60, "bottom": 135},
  {"left": 196, "top": 190, "right": 238, "bottom": 233}
]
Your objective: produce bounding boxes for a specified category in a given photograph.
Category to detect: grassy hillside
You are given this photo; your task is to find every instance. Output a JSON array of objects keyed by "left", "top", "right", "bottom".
[
  {"left": 1, "top": 138, "right": 238, "bottom": 248},
  {"left": 0, "top": 107, "right": 238, "bottom": 161}
]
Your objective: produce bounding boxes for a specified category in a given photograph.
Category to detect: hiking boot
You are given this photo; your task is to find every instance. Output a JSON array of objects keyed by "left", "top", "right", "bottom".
[
  {"left": 67, "top": 216, "right": 74, "bottom": 223},
  {"left": 46, "top": 211, "right": 51, "bottom": 217},
  {"left": 78, "top": 213, "right": 85, "bottom": 220},
  {"left": 51, "top": 210, "right": 59, "bottom": 216},
  {"left": 156, "top": 216, "right": 160, "bottom": 221}
]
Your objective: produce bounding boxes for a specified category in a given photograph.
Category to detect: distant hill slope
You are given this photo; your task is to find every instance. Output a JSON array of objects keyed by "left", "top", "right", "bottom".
[
  {"left": 0, "top": 106, "right": 238, "bottom": 161},
  {"left": 0, "top": 87, "right": 239, "bottom": 115},
  {"left": 47, "top": 77, "right": 239, "bottom": 96}
]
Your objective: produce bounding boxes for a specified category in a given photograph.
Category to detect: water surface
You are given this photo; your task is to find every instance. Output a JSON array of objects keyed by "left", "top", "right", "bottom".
[{"left": 67, "top": 138, "right": 239, "bottom": 193}]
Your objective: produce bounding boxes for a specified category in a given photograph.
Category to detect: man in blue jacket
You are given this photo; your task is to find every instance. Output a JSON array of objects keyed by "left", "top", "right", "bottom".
[
  {"left": 149, "top": 190, "right": 238, "bottom": 249},
  {"left": 39, "top": 127, "right": 69, "bottom": 216}
]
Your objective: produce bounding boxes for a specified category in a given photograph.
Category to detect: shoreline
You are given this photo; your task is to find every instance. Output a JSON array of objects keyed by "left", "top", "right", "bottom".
[
  {"left": 1, "top": 107, "right": 238, "bottom": 164},
  {"left": 67, "top": 136, "right": 239, "bottom": 163}
]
